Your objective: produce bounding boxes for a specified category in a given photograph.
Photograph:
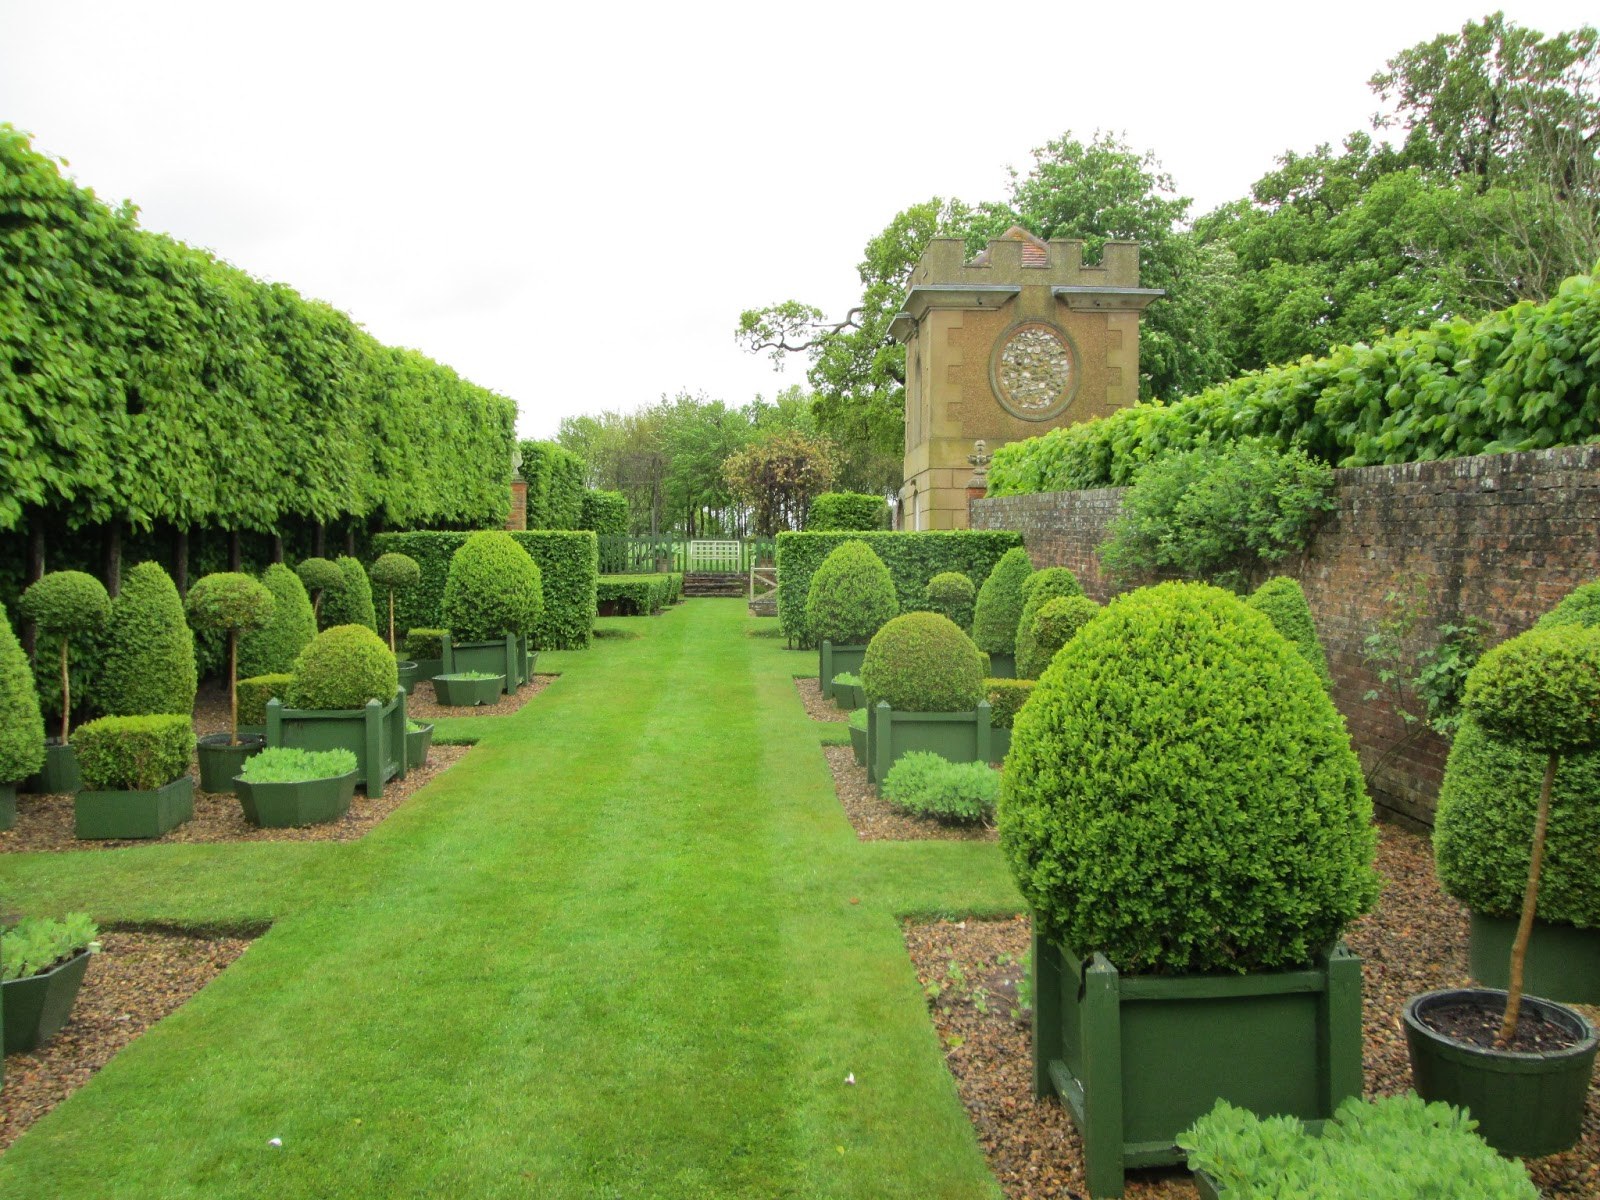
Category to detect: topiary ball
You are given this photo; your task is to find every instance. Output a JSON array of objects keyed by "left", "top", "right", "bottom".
[
  {"left": 1013, "top": 568, "right": 1086, "bottom": 679},
  {"left": 861, "top": 612, "right": 986, "bottom": 713},
  {"left": 999, "top": 581, "right": 1378, "bottom": 975},
  {"left": 370, "top": 552, "right": 422, "bottom": 592},
  {"left": 1018, "top": 595, "right": 1100, "bottom": 681},
  {"left": 320, "top": 556, "right": 378, "bottom": 632},
  {"left": 441, "top": 531, "right": 544, "bottom": 642},
  {"left": 1462, "top": 624, "right": 1600, "bottom": 758},
  {"left": 971, "top": 547, "right": 1034, "bottom": 655},
  {"left": 238, "top": 564, "right": 317, "bottom": 679},
  {"left": 19, "top": 571, "right": 111, "bottom": 637},
  {"left": 0, "top": 608, "right": 46, "bottom": 783},
  {"left": 805, "top": 540, "right": 897, "bottom": 647},
  {"left": 924, "top": 571, "right": 976, "bottom": 631},
  {"left": 286, "top": 625, "right": 399, "bottom": 711},
  {"left": 1247, "top": 576, "right": 1332, "bottom": 689},
  {"left": 1535, "top": 580, "right": 1600, "bottom": 632},
  {"left": 98, "top": 561, "right": 198, "bottom": 716},
  {"left": 295, "top": 557, "right": 343, "bottom": 598},
  {"left": 185, "top": 572, "right": 275, "bottom": 635}
]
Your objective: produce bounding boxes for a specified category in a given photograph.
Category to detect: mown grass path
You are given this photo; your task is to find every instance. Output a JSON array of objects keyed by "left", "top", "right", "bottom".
[{"left": 0, "top": 600, "right": 1021, "bottom": 1198}]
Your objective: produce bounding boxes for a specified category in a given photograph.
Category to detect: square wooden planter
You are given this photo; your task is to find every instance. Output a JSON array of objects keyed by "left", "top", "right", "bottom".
[
  {"left": 264, "top": 688, "right": 407, "bottom": 799},
  {"left": 25, "top": 740, "right": 80, "bottom": 794},
  {"left": 1468, "top": 910, "right": 1600, "bottom": 1005},
  {"left": 1032, "top": 929, "right": 1362, "bottom": 1199},
  {"left": 442, "top": 633, "right": 523, "bottom": 693},
  {"left": 866, "top": 701, "right": 994, "bottom": 784},
  {"left": 406, "top": 722, "right": 434, "bottom": 768},
  {"left": 3, "top": 949, "right": 92, "bottom": 1053},
  {"left": 74, "top": 775, "right": 195, "bottom": 839},
  {"left": 818, "top": 642, "right": 867, "bottom": 701}
]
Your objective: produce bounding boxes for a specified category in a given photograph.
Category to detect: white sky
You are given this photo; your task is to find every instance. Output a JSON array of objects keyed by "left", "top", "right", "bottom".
[{"left": 2, "top": 2, "right": 1595, "bottom": 440}]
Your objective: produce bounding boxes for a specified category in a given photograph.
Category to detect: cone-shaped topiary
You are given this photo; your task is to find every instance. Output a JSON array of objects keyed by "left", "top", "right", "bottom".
[
  {"left": 369, "top": 552, "right": 422, "bottom": 652},
  {"left": 19, "top": 570, "right": 111, "bottom": 745},
  {"left": 1013, "top": 568, "right": 1085, "bottom": 679},
  {"left": 999, "top": 582, "right": 1379, "bottom": 975},
  {"left": 1246, "top": 576, "right": 1332, "bottom": 689},
  {"left": 239, "top": 564, "right": 317, "bottom": 679},
  {"left": 0, "top": 609, "right": 46, "bottom": 784},
  {"left": 320, "top": 556, "right": 377, "bottom": 633},
  {"left": 1017, "top": 594, "right": 1100, "bottom": 680},
  {"left": 98, "top": 561, "right": 197, "bottom": 717},
  {"left": 286, "top": 625, "right": 400, "bottom": 711},
  {"left": 186, "top": 572, "right": 275, "bottom": 744},
  {"left": 861, "top": 612, "right": 986, "bottom": 713},
  {"left": 971, "top": 547, "right": 1034, "bottom": 655},
  {"left": 441, "top": 531, "right": 545, "bottom": 642},
  {"left": 804, "top": 540, "right": 897, "bottom": 648},
  {"left": 295, "top": 557, "right": 343, "bottom": 625},
  {"left": 924, "top": 572, "right": 976, "bottom": 631}
]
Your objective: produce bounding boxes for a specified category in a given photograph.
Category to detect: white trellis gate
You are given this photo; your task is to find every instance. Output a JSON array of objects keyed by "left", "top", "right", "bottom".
[{"left": 686, "top": 539, "right": 742, "bottom": 572}]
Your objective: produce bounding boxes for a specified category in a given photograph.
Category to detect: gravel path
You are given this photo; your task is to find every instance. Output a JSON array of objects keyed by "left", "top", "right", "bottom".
[
  {"left": 824, "top": 746, "right": 996, "bottom": 842},
  {"left": 796, "top": 676, "right": 848, "bottom": 722}
]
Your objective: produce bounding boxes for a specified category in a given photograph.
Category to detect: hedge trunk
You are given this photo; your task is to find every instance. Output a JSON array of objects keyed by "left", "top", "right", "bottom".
[{"left": 1499, "top": 753, "right": 1559, "bottom": 1046}]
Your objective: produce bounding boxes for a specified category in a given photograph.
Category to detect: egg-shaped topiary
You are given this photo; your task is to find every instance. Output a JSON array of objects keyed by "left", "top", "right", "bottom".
[
  {"left": 861, "top": 612, "right": 987, "bottom": 713},
  {"left": 320, "top": 556, "right": 378, "bottom": 633},
  {"left": 441, "top": 531, "right": 545, "bottom": 642},
  {"left": 98, "top": 561, "right": 198, "bottom": 716},
  {"left": 238, "top": 564, "right": 317, "bottom": 680},
  {"left": 999, "top": 582, "right": 1379, "bottom": 975},
  {"left": 1246, "top": 576, "right": 1332, "bottom": 689},
  {"left": 971, "top": 547, "right": 1034, "bottom": 656},
  {"left": 1017, "top": 594, "right": 1100, "bottom": 681},
  {"left": 1013, "top": 568, "right": 1085, "bottom": 679},
  {"left": 0, "top": 609, "right": 46, "bottom": 784},
  {"left": 924, "top": 572, "right": 976, "bottom": 632},
  {"left": 286, "top": 625, "right": 399, "bottom": 711},
  {"left": 804, "top": 540, "right": 897, "bottom": 648}
]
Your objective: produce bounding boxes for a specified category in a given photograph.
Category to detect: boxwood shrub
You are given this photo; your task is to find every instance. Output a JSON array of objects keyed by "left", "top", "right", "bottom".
[
  {"left": 0, "top": 608, "right": 45, "bottom": 783},
  {"left": 923, "top": 571, "right": 976, "bottom": 631},
  {"left": 999, "top": 582, "right": 1379, "bottom": 974},
  {"left": 775, "top": 531, "right": 1023, "bottom": 646},
  {"left": 20, "top": 570, "right": 111, "bottom": 742},
  {"left": 1246, "top": 576, "right": 1332, "bottom": 689},
  {"left": 807, "top": 492, "right": 888, "bottom": 532},
  {"left": 1535, "top": 579, "right": 1600, "bottom": 631},
  {"left": 94, "top": 561, "right": 197, "bottom": 717},
  {"left": 882, "top": 750, "right": 999, "bottom": 823},
  {"left": 239, "top": 563, "right": 317, "bottom": 679},
  {"left": 321, "top": 556, "right": 378, "bottom": 633},
  {"left": 442, "top": 531, "right": 544, "bottom": 642},
  {"left": 373, "top": 531, "right": 598, "bottom": 651},
  {"left": 1013, "top": 567, "right": 1084, "bottom": 679},
  {"left": 237, "top": 674, "right": 293, "bottom": 727},
  {"left": 1017, "top": 595, "right": 1100, "bottom": 682},
  {"left": 971, "top": 546, "right": 1034, "bottom": 656},
  {"left": 861, "top": 612, "right": 986, "bottom": 713},
  {"left": 286, "top": 625, "right": 399, "bottom": 711},
  {"left": 984, "top": 678, "right": 1035, "bottom": 730},
  {"left": 73, "top": 713, "right": 196, "bottom": 791},
  {"left": 805, "top": 540, "right": 897, "bottom": 648},
  {"left": 295, "top": 557, "right": 344, "bottom": 622},
  {"left": 597, "top": 575, "right": 675, "bottom": 615},
  {"left": 404, "top": 628, "right": 446, "bottom": 660}
]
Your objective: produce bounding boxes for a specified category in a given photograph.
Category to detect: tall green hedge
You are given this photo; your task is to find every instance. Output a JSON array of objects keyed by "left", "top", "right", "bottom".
[
  {"left": 0, "top": 124, "right": 516, "bottom": 536},
  {"left": 373, "top": 530, "right": 597, "bottom": 650},
  {"left": 807, "top": 492, "right": 889, "bottom": 532},
  {"left": 581, "top": 490, "right": 629, "bottom": 572},
  {"left": 519, "top": 441, "right": 587, "bottom": 530},
  {"left": 987, "top": 269, "right": 1600, "bottom": 496},
  {"left": 774, "top": 531, "right": 1024, "bottom": 647}
]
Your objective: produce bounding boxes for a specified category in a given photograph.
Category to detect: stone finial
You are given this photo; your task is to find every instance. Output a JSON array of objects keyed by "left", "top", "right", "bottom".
[{"left": 966, "top": 439, "right": 992, "bottom": 490}]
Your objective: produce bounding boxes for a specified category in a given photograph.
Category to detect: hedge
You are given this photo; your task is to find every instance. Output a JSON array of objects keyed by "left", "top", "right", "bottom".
[
  {"left": 73, "top": 713, "right": 196, "bottom": 791},
  {"left": 775, "top": 531, "right": 1024, "bottom": 646},
  {"left": 581, "top": 490, "right": 630, "bottom": 571},
  {"left": 519, "top": 441, "right": 587, "bottom": 530},
  {"left": 0, "top": 125, "right": 517, "bottom": 536},
  {"left": 807, "top": 492, "right": 889, "bottom": 532},
  {"left": 373, "top": 531, "right": 598, "bottom": 650},
  {"left": 987, "top": 268, "right": 1600, "bottom": 496},
  {"left": 597, "top": 575, "right": 681, "bottom": 616},
  {"left": 98, "top": 561, "right": 197, "bottom": 716}
]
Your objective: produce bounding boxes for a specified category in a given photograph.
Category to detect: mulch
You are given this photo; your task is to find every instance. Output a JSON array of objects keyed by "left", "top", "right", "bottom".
[
  {"left": 904, "top": 823, "right": 1600, "bottom": 1199},
  {"left": 824, "top": 745, "right": 996, "bottom": 842},
  {"left": 403, "top": 674, "right": 555, "bottom": 721},
  {"left": 0, "top": 927, "right": 253, "bottom": 1153},
  {"left": 796, "top": 676, "right": 848, "bottom": 722}
]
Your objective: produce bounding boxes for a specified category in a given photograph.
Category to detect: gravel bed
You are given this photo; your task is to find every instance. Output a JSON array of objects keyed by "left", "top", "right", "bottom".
[
  {"left": 402, "top": 674, "right": 555, "bottom": 721},
  {"left": 904, "top": 823, "right": 1600, "bottom": 1199},
  {"left": 796, "top": 676, "right": 848, "bottom": 722},
  {"left": 0, "top": 927, "right": 253, "bottom": 1153},
  {"left": 824, "top": 746, "right": 996, "bottom": 843},
  {"left": 1, "top": 745, "right": 469, "bottom": 853}
]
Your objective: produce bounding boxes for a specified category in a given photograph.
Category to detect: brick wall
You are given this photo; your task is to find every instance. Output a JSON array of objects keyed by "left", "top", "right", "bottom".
[{"left": 971, "top": 445, "right": 1600, "bottom": 827}]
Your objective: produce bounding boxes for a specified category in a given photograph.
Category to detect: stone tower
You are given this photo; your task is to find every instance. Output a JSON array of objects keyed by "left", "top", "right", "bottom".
[{"left": 889, "top": 226, "right": 1160, "bottom": 529}]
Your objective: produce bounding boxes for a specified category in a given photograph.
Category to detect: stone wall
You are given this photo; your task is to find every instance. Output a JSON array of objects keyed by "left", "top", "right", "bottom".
[{"left": 970, "top": 445, "right": 1600, "bottom": 828}]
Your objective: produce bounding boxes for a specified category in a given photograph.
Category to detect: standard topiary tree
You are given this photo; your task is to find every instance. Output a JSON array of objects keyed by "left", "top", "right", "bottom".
[
  {"left": 320, "top": 556, "right": 378, "bottom": 633},
  {"left": 19, "top": 571, "right": 111, "bottom": 746},
  {"left": 1246, "top": 576, "right": 1332, "bottom": 689},
  {"left": 971, "top": 547, "right": 1034, "bottom": 657},
  {"left": 861, "top": 612, "right": 987, "bottom": 713},
  {"left": 369, "top": 552, "right": 422, "bottom": 653},
  {"left": 804, "top": 540, "right": 897, "bottom": 649},
  {"left": 295, "top": 557, "right": 343, "bottom": 626},
  {"left": 98, "top": 561, "right": 197, "bottom": 717},
  {"left": 1018, "top": 594, "right": 1100, "bottom": 681},
  {"left": 0, "top": 609, "right": 46, "bottom": 786},
  {"left": 185, "top": 572, "right": 275, "bottom": 745},
  {"left": 239, "top": 564, "right": 317, "bottom": 679},
  {"left": 286, "top": 625, "right": 400, "bottom": 711},
  {"left": 1457, "top": 624, "right": 1600, "bottom": 1046},
  {"left": 441, "top": 531, "right": 545, "bottom": 642},
  {"left": 923, "top": 572, "right": 977, "bottom": 632},
  {"left": 1013, "top": 567, "right": 1085, "bottom": 679},
  {"left": 999, "top": 582, "right": 1379, "bottom": 975}
]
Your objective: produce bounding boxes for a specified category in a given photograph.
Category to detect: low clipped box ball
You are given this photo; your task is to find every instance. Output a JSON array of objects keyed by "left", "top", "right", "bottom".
[
  {"left": 286, "top": 625, "right": 399, "bottom": 711},
  {"left": 805, "top": 540, "right": 897, "bottom": 648},
  {"left": 860, "top": 612, "right": 986, "bottom": 713}
]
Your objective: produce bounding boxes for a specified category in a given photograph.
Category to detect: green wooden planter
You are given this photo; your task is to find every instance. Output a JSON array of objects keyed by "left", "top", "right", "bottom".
[
  {"left": 432, "top": 674, "right": 505, "bottom": 707},
  {"left": 265, "top": 689, "right": 406, "bottom": 799},
  {"left": 1469, "top": 911, "right": 1600, "bottom": 1005},
  {"left": 25, "top": 740, "right": 80, "bottom": 794},
  {"left": 985, "top": 652, "right": 1016, "bottom": 679},
  {"left": 1193, "top": 1171, "right": 1222, "bottom": 1200},
  {"left": 236, "top": 770, "right": 357, "bottom": 828},
  {"left": 1404, "top": 987, "right": 1598, "bottom": 1158},
  {"left": 818, "top": 642, "right": 867, "bottom": 701},
  {"left": 990, "top": 726, "right": 1012, "bottom": 763},
  {"left": 1032, "top": 930, "right": 1362, "bottom": 1199},
  {"left": 866, "top": 701, "right": 994, "bottom": 784},
  {"left": 412, "top": 656, "right": 443, "bottom": 684},
  {"left": 396, "top": 659, "right": 420, "bottom": 695},
  {"left": 849, "top": 724, "right": 867, "bottom": 767},
  {"left": 3, "top": 949, "right": 91, "bottom": 1053},
  {"left": 74, "top": 774, "right": 195, "bottom": 839},
  {"left": 406, "top": 722, "right": 434, "bottom": 768},
  {"left": 442, "top": 633, "right": 522, "bottom": 693},
  {"left": 196, "top": 733, "right": 264, "bottom": 794},
  {"left": 0, "top": 781, "right": 14, "bottom": 831}
]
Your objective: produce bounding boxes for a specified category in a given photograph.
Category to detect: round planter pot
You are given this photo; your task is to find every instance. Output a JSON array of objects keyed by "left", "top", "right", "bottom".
[
  {"left": 236, "top": 770, "right": 357, "bottom": 828},
  {"left": 396, "top": 659, "right": 420, "bottom": 695},
  {"left": 432, "top": 674, "right": 504, "bottom": 707},
  {"left": 1404, "top": 987, "right": 1598, "bottom": 1158},
  {"left": 406, "top": 722, "right": 434, "bottom": 769},
  {"left": 3, "top": 949, "right": 92, "bottom": 1053},
  {"left": 197, "top": 733, "right": 265, "bottom": 794}
]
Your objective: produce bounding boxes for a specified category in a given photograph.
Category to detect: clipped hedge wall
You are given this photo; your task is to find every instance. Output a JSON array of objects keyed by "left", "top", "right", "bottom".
[
  {"left": 373, "top": 530, "right": 598, "bottom": 650},
  {"left": 775, "top": 531, "right": 1024, "bottom": 647},
  {"left": 73, "top": 713, "right": 195, "bottom": 791},
  {"left": 519, "top": 440, "right": 587, "bottom": 530},
  {"left": 807, "top": 492, "right": 889, "bottom": 532},
  {"left": 581, "top": 490, "right": 630, "bottom": 571},
  {"left": 596, "top": 574, "right": 680, "bottom": 616}
]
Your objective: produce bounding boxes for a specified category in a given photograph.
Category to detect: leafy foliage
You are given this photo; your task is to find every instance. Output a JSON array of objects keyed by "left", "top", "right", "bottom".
[
  {"left": 596, "top": 575, "right": 679, "bottom": 616},
  {"left": 19, "top": 571, "right": 110, "bottom": 636},
  {"left": 321, "top": 556, "right": 377, "bottom": 633},
  {"left": 1, "top": 914, "right": 99, "bottom": 982},
  {"left": 98, "top": 561, "right": 197, "bottom": 717},
  {"left": 0, "top": 607, "right": 45, "bottom": 782},
  {"left": 1360, "top": 574, "right": 1489, "bottom": 736},
  {"left": 806, "top": 493, "right": 888, "bottom": 532},
  {"left": 1463, "top": 625, "right": 1600, "bottom": 757},
  {"left": 519, "top": 441, "right": 587, "bottom": 530},
  {"left": 237, "top": 674, "right": 292, "bottom": 728},
  {"left": 238, "top": 564, "right": 316, "bottom": 679},
  {"left": 73, "top": 713, "right": 195, "bottom": 791},
  {"left": 723, "top": 431, "right": 837, "bottom": 536},
  {"left": 403, "top": 628, "right": 447, "bottom": 660},
  {"left": 370, "top": 552, "right": 421, "bottom": 651},
  {"left": 983, "top": 678, "right": 1035, "bottom": 730},
  {"left": 1247, "top": 577, "right": 1333, "bottom": 689},
  {"left": 580, "top": 490, "right": 629, "bottom": 571},
  {"left": 971, "top": 548, "right": 1034, "bottom": 656},
  {"left": 295, "top": 558, "right": 343, "bottom": 607},
  {"left": 923, "top": 572, "right": 976, "bottom": 632},
  {"left": 847, "top": 706, "right": 868, "bottom": 732},
  {"left": 861, "top": 612, "right": 986, "bottom": 713},
  {"left": 238, "top": 746, "right": 358, "bottom": 784},
  {"left": 441, "top": 532, "right": 545, "bottom": 643},
  {"left": 882, "top": 751, "right": 999, "bottom": 824},
  {"left": 185, "top": 573, "right": 275, "bottom": 635},
  {"left": 286, "top": 625, "right": 399, "bottom": 711},
  {"left": 1535, "top": 580, "right": 1600, "bottom": 631},
  {"left": 999, "top": 582, "right": 1379, "bottom": 973},
  {"left": 1017, "top": 595, "right": 1099, "bottom": 682},
  {"left": 1013, "top": 568, "right": 1085, "bottom": 679},
  {"left": 804, "top": 541, "right": 898, "bottom": 648}
]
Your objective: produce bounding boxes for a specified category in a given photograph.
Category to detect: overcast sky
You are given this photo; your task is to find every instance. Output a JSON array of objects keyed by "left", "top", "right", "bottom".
[{"left": 2, "top": 2, "right": 1595, "bottom": 440}]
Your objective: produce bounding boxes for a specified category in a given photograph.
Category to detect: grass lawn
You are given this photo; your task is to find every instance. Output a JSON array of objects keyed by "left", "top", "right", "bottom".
[{"left": 0, "top": 600, "right": 1021, "bottom": 1198}]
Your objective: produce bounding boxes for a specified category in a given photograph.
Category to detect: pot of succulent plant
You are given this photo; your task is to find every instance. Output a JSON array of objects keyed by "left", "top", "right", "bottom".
[
  {"left": 406, "top": 719, "right": 433, "bottom": 768},
  {"left": 1404, "top": 622, "right": 1600, "bottom": 1159},
  {"left": 2, "top": 913, "right": 100, "bottom": 1056},
  {"left": 18, "top": 570, "right": 111, "bottom": 794},
  {"left": 971, "top": 546, "right": 1034, "bottom": 680},
  {"left": 186, "top": 572, "right": 276, "bottom": 793},
  {"left": 431, "top": 672, "right": 504, "bottom": 707},
  {"left": 440, "top": 532, "right": 544, "bottom": 694},
  {"left": 72, "top": 714, "right": 197, "bottom": 839},
  {"left": 847, "top": 708, "right": 868, "bottom": 767},
  {"left": 806, "top": 540, "right": 896, "bottom": 700},
  {"left": 999, "top": 583, "right": 1378, "bottom": 1200},
  {"left": 234, "top": 746, "right": 358, "bottom": 827},
  {"left": 861, "top": 612, "right": 993, "bottom": 784},
  {"left": 0, "top": 608, "right": 46, "bottom": 830}
]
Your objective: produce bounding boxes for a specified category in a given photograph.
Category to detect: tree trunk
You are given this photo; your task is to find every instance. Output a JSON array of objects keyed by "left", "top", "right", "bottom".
[
  {"left": 272, "top": 533, "right": 284, "bottom": 564},
  {"left": 388, "top": 591, "right": 397, "bottom": 653},
  {"left": 314, "top": 522, "right": 326, "bottom": 557},
  {"left": 59, "top": 635, "right": 71, "bottom": 745},
  {"left": 1497, "top": 752, "right": 1559, "bottom": 1047},
  {"left": 105, "top": 520, "right": 123, "bottom": 597},
  {"left": 229, "top": 530, "right": 242, "bottom": 571},
  {"left": 175, "top": 528, "right": 190, "bottom": 598},
  {"left": 228, "top": 631, "right": 239, "bottom": 746}
]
